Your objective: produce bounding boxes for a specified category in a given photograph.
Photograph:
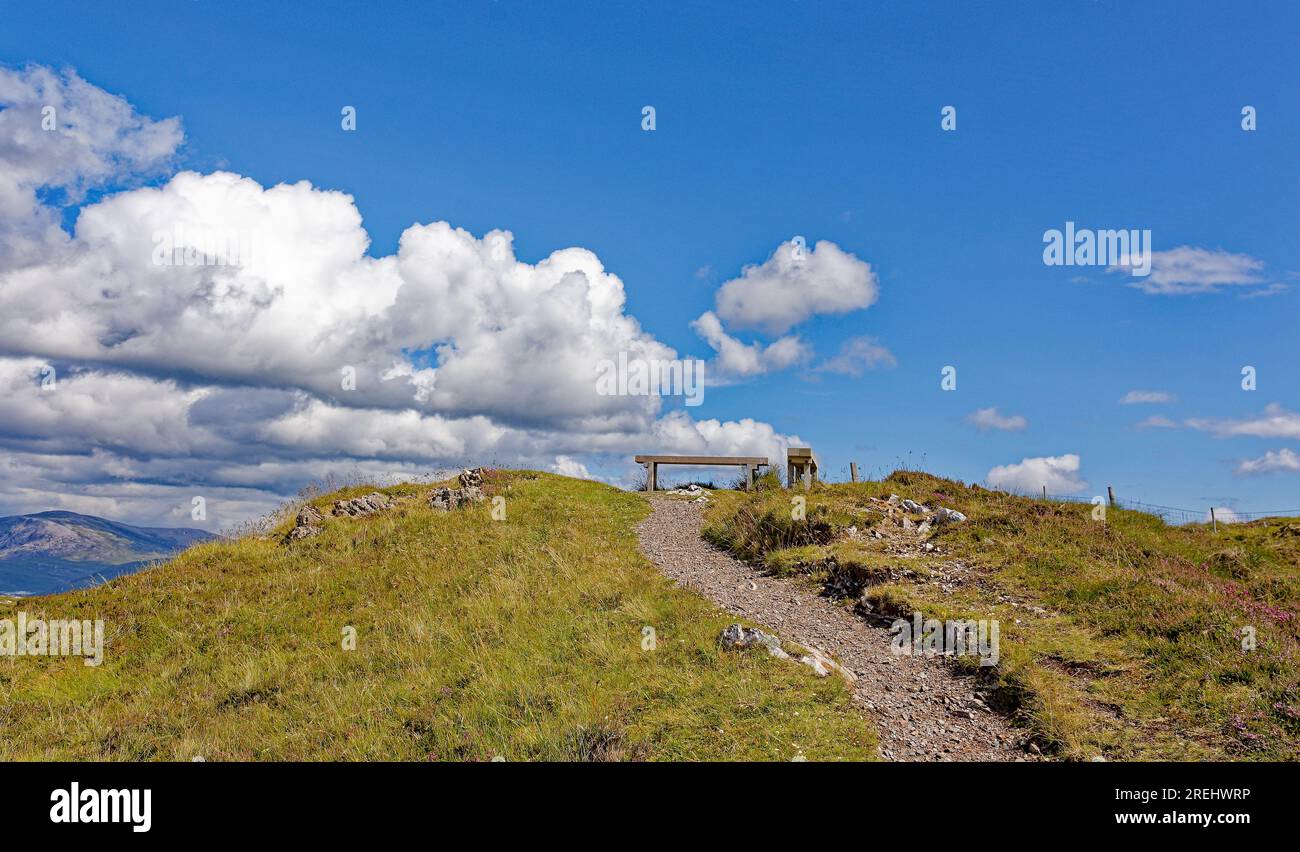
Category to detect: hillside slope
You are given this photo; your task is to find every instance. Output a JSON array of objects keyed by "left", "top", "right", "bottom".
[
  {"left": 702, "top": 471, "right": 1300, "bottom": 761},
  {"left": 0, "top": 511, "right": 216, "bottom": 596},
  {"left": 0, "top": 472, "right": 875, "bottom": 761}
]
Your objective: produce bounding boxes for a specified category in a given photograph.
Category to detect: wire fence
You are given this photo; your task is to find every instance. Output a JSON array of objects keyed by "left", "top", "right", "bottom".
[
  {"left": 1036, "top": 492, "right": 1300, "bottom": 526},
  {"left": 832, "top": 464, "right": 1299, "bottom": 526}
]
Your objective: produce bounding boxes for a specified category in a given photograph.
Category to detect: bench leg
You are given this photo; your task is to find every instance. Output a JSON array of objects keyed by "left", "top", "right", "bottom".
[{"left": 647, "top": 462, "right": 657, "bottom": 492}]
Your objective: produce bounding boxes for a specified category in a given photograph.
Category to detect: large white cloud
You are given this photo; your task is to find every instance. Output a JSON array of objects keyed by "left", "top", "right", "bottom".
[
  {"left": 0, "top": 65, "right": 181, "bottom": 264},
  {"left": 712, "top": 238, "right": 879, "bottom": 334},
  {"left": 986, "top": 454, "right": 1086, "bottom": 494},
  {"left": 0, "top": 66, "right": 803, "bottom": 526}
]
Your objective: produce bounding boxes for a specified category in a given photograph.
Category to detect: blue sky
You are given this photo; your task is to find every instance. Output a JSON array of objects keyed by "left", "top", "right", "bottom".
[{"left": 1, "top": 0, "right": 1297, "bottom": 526}]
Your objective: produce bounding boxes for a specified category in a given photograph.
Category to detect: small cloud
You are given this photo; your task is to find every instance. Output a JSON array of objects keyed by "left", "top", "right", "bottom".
[
  {"left": 987, "top": 454, "right": 1086, "bottom": 495},
  {"left": 1135, "top": 415, "right": 1178, "bottom": 430},
  {"left": 966, "top": 407, "right": 1028, "bottom": 432},
  {"left": 1235, "top": 448, "right": 1300, "bottom": 476},
  {"left": 1111, "top": 246, "right": 1266, "bottom": 296},
  {"left": 1239, "top": 283, "right": 1288, "bottom": 299},
  {"left": 694, "top": 264, "right": 714, "bottom": 281},
  {"left": 813, "top": 336, "right": 896, "bottom": 377},
  {"left": 691, "top": 311, "right": 811, "bottom": 381},
  {"left": 1121, "top": 390, "right": 1174, "bottom": 404},
  {"left": 1187, "top": 403, "right": 1300, "bottom": 440}
]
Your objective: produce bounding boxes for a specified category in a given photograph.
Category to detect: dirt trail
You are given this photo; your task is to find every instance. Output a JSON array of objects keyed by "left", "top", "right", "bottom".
[{"left": 637, "top": 494, "right": 1032, "bottom": 762}]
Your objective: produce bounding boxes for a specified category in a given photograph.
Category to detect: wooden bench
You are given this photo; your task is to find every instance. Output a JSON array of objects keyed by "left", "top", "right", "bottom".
[
  {"left": 786, "top": 447, "right": 819, "bottom": 489},
  {"left": 633, "top": 454, "right": 770, "bottom": 492}
]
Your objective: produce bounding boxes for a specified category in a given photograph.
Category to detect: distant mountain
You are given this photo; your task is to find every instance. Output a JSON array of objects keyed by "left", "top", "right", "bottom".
[{"left": 0, "top": 511, "right": 216, "bottom": 596}]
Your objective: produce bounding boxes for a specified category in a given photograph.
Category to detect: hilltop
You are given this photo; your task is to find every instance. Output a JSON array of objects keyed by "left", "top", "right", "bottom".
[
  {"left": 6, "top": 467, "right": 1294, "bottom": 762},
  {"left": 0, "top": 472, "right": 873, "bottom": 761}
]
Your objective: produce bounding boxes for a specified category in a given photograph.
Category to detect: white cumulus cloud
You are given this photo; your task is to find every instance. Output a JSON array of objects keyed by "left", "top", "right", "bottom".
[
  {"left": 0, "top": 65, "right": 807, "bottom": 526},
  {"left": 691, "top": 310, "right": 810, "bottom": 380},
  {"left": 713, "top": 238, "right": 879, "bottom": 334},
  {"left": 987, "top": 454, "right": 1086, "bottom": 495}
]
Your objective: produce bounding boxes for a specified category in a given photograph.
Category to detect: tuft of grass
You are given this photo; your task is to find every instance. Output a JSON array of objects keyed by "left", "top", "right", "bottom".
[
  {"left": 703, "top": 470, "right": 1300, "bottom": 761},
  {"left": 0, "top": 471, "right": 875, "bottom": 762}
]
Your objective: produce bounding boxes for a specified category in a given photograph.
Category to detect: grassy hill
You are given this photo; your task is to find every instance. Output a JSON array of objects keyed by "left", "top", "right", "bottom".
[
  {"left": 702, "top": 471, "right": 1300, "bottom": 761},
  {"left": 0, "top": 471, "right": 874, "bottom": 761}
]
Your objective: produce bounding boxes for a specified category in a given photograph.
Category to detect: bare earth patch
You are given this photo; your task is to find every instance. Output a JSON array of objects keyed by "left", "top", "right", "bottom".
[{"left": 637, "top": 494, "right": 1035, "bottom": 762}]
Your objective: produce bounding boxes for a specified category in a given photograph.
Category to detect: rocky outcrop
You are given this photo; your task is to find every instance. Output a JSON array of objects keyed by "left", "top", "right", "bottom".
[
  {"left": 429, "top": 487, "right": 483, "bottom": 511},
  {"left": 332, "top": 492, "right": 394, "bottom": 517},
  {"left": 426, "top": 468, "right": 490, "bottom": 511},
  {"left": 428, "top": 473, "right": 486, "bottom": 512},
  {"left": 283, "top": 505, "right": 325, "bottom": 543}
]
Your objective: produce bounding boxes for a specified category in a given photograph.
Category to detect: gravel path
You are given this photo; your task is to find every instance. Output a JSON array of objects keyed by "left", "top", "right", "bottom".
[{"left": 638, "top": 495, "right": 1033, "bottom": 762}]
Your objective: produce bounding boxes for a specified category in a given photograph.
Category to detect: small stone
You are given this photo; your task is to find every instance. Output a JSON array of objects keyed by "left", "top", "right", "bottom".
[
  {"left": 933, "top": 507, "right": 968, "bottom": 525},
  {"left": 718, "top": 624, "right": 788, "bottom": 659}
]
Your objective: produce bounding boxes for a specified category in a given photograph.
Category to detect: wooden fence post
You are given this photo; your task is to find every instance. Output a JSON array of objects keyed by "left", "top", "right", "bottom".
[
  {"left": 1211, "top": 507, "right": 1217, "bottom": 533},
  {"left": 1107, "top": 486, "right": 1116, "bottom": 507},
  {"left": 850, "top": 462, "right": 859, "bottom": 483}
]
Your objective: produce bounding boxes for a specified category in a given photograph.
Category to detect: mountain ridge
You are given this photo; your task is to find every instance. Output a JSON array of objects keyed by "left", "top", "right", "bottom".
[{"left": 0, "top": 510, "right": 215, "bottom": 596}]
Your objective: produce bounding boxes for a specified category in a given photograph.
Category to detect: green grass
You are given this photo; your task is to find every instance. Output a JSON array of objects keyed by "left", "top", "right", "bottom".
[
  {"left": 0, "top": 471, "right": 875, "bottom": 761},
  {"left": 703, "top": 471, "right": 1300, "bottom": 761}
]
